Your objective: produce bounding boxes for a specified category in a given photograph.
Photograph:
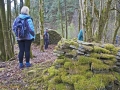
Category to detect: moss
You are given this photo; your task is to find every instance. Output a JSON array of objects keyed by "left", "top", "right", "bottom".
[
  {"left": 94, "top": 46, "right": 110, "bottom": 54},
  {"left": 58, "top": 68, "right": 68, "bottom": 76},
  {"left": 27, "top": 70, "right": 36, "bottom": 75},
  {"left": 57, "top": 55, "right": 65, "bottom": 59},
  {"left": 61, "top": 75, "right": 86, "bottom": 85},
  {"left": 77, "top": 56, "right": 103, "bottom": 65},
  {"left": 53, "top": 59, "right": 66, "bottom": 65},
  {"left": 104, "top": 44, "right": 115, "bottom": 50},
  {"left": 47, "top": 66, "right": 59, "bottom": 77},
  {"left": 55, "top": 83, "right": 67, "bottom": 90},
  {"left": 28, "top": 86, "right": 38, "bottom": 90},
  {"left": 61, "top": 41, "right": 70, "bottom": 49},
  {"left": 77, "top": 56, "right": 92, "bottom": 65},
  {"left": 90, "top": 53, "right": 100, "bottom": 59},
  {"left": 57, "top": 38, "right": 79, "bottom": 49},
  {"left": 92, "top": 62, "right": 109, "bottom": 70},
  {"left": 79, "top": 56, "right": 110, "bottom": 70},
  {"left": 112, "top": 48, "right": 119, "bottom": 55},
  {"left": 18, "top": 39, "right": 120, "bottom": 90},
  {"left": 43, "top": 66, "right": 59, "bottom": 81},
  {"left": 48, "top": 83, "right": 56, "bottom": 90},
  {"left": 74, "top": 79, "right": 101, "bottom": 90},
  {"left": 92, "top": 74, "right": 115, "bottom": 85},
  {"left": 36, "top": 78, "right": 43, "bottom": 83},
  {"left": 65, "top": 49, "right": 77, "bottom": 58},
  {"left": 52, "top": 76, "right": 62, "bottom": 83},
  {"left": 64, "top": 62, "right": 73, "bottom": 69},
  {"left": 82, "top": 45, "right": 93, "bottom": 52},
  {"left": 48, "top": 30, "right": 62, "bottom": 44},
  {"left": 91, "top": 53, "right": 115, "bottom": 59},
  {"left": 48, "top": 83, "right": 71, "bottom": 90},
  {"left": 72, "top": 65, "right": 90, "bottom": 75},
  {"left": 116, "top": 47, "right": 120, "bottom": 51},
  {"left": 74, "top": 73, "right": 115, "bottom": 90},
  {"left": 57, "top": 40, "right": 64, "bottom": 47},
  {"left": 42, "top": 69, "right": 48, "bottom": 75},
  {"left": 69, "top": 40, "right": 79, "bottom": 47},
  {"left": 113, "top": 72, "right": 120, "bottom": 81},
  {"left": 104, "top": 44, "right": 119, "bottom": 55},
  {"left": 103, "top": 59, "right": 116, "bottom": 66},
  {"left": 84, "top": 71, "right": 93, "bottom": 79},
  {"left": 48, "top": 76, "right": 62, "bottom": 85}
]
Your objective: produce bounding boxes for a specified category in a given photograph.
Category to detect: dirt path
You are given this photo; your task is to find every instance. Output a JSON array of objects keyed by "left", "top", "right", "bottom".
[{"left": 0, "top": 44, "right": 57, "bottom": 88}]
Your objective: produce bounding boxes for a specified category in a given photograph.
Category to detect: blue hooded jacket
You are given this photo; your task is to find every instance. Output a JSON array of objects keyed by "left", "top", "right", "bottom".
[
  {"left": 12, "top": 14, "right": 35, "bottom": 40},
  {"left": 78, "top": 29, "right": 83, "bottom": 41}
]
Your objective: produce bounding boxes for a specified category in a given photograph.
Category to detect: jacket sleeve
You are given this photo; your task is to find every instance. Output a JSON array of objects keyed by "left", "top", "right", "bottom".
[{"left": 27, "top": 18, "right": 35, "bottom": 36}]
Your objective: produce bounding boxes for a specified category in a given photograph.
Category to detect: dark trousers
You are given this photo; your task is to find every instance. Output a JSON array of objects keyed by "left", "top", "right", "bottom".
[
  {"left": 17, "top": 40, "right": 32, "bottom": 63},
  {"left": 44, "top": 39, "right": 49, "bottom": 49}
]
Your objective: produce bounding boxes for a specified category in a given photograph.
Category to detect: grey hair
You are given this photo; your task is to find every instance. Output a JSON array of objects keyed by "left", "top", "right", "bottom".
[{"left": 21, "top": 6, "right": 29, "bottom": 15}]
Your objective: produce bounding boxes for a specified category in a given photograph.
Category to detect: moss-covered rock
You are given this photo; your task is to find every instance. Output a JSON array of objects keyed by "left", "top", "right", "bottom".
[
  {"left": 19, "top": 39, "right": 120, "bottom": 90},
  {"left": 94, "top": 46, "right": 110, "bottom": 54},
  {"left": 91, "top": 53, "right": 115, "bottom": 60},
  {"left": 34, "top": 30, "right": 62, "bottom": 45}
]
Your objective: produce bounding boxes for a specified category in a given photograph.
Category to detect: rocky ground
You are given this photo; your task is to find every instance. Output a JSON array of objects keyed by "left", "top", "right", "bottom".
[{"left": 0, "top": 44, "right": 57, "bottom": 89}]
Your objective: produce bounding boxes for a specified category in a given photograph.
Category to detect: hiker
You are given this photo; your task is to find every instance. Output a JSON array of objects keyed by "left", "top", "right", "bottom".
[
  {"left": 12, "top": 6, "right": 35, "bottom": 68},
  {"left": 116, "top": 35, "right": 119, "bottom": 44},
  {"left": 44, "top": 28, "right": 49, "bottom": 49},
  {"left": 78, "top": 29, "right": 83, "bottom": 41}
]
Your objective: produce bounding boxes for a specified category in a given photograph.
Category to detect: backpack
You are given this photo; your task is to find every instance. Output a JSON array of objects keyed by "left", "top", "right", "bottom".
[
  {"left": 44, "top": 32, "right": 49, "bottom": 40},
  {"left": 14, "top": 17, "right": 30, "bottom": 38}
]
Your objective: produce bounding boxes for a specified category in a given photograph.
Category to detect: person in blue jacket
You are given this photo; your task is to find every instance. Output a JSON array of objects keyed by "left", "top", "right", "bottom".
[
  {"left": 116, "top": 35, "right": 119, "bottom": 44},
  {"left": 12, "top": 6, "right": 35, "bottom": 68},
  {"left": 78, "top": 29, "right": 83, "bottom": 41}
]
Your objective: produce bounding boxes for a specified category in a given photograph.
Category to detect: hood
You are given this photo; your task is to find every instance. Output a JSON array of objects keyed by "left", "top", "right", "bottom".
[{"left": 18, "top": 14, "right": 30, "bottom": 19}]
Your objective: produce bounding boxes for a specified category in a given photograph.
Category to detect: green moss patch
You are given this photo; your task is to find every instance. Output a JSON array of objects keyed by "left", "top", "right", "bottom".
[{"left": 20, "top": 39, "right": 120, "bottom": 90}]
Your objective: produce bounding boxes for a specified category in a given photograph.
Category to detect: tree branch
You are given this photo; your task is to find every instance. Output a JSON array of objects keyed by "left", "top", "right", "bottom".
[{"left": 111, "top": 8, "right": 120, "bottom": 13}]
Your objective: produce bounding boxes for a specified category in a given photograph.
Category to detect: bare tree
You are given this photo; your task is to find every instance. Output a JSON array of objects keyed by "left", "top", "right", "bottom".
[
  {"left": 0, "top": 0, "right": 14, "bottom": 61},
  {"left": 39, "top": 0, "right": 44, "bottom": 51}
]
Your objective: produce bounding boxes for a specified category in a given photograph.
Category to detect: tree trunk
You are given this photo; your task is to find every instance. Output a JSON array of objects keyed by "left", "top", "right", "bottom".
[
  {"left": 25, "top": 0, "right": 30, "bottom": 8},
  {"left": 91, "top": 0, "right": 95, "bottom": 36},
  {"left": 64, "top": 0, "right": 68, "bottom": 39},
  {"left": 79, "top": 0, "right": 84, "bottom": 30},
  {"left": 39, "top": 0, "right": 44, "bottom": 51},
  {"left": 7, "top": 0, "right": 14, "bottom": 54},
  {"left": 79, "top": 0, "right": 85, "bottom": 40},
  {"left": 58, "top": 0, "right": 64, "bottom": 38},
  {"left": 96, "top": 0, "right": 112, "bottom": 42},
  {"left": 20, "top": 0, "right": 23, "bottom": 11},
  {"left": 25, "top": 0, "right": 33, "bottom": 58},
  {"left": 78, "top": 9, "right": 81, "bottom": 32},
  {"left": 0, "top": 0, "right": 14, "bottom": 61},
  {"left": 0, "top": 15, "right": 6, "bottom": 60},
  {"left": 112, "top": 0, "right": 119, "bottom": 44},
  {"left": 14, "top": 0, "right": 18, "bottom": 17}
]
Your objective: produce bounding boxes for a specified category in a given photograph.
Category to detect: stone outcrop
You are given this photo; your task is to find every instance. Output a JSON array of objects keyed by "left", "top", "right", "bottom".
[
  {"left": 24, "top": 38, "right": 120, "bottom": 90},
  {"left": 34, "top": 30, "right": 61, "bottom": 45},
  {"left": 52, "top": 38, "right": 120, "bottom": 90}
]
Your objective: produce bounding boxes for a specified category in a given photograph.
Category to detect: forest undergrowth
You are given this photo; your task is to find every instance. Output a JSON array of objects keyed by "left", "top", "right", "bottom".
[{"left": 0, "top": 44, "right": 57, "bottom": 89}]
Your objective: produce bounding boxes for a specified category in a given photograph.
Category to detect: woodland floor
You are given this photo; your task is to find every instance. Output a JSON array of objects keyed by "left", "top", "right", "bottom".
[{"left": 0, "top": 44, "right": 57, "bottom": 89}]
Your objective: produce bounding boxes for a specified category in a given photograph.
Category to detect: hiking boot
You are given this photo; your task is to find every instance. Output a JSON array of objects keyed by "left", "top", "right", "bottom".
[
  {"left": 25, "top": 63, "right": 32, "bottom": 67},
  {"left": 19, "top": 63, "right": 24, "bottom": 68}
]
